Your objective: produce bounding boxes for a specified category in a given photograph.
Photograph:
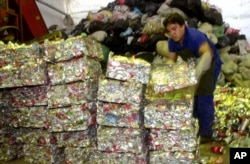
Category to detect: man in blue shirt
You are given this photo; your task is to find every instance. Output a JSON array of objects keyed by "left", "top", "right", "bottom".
[{"left": 163, "top": 13, "right": 222, "bottom": 144}]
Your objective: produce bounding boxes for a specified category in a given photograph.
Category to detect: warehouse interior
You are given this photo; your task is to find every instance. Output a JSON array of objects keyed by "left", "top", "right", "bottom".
[{"left": 0, "top": 0, "right": 250, "bottom": 164}]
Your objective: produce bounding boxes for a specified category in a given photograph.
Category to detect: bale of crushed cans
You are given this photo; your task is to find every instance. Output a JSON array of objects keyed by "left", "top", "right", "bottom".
[
  {"left": 43, "top": 36, "right": 104, "bottom": 62},
  {"left": 47, "top": 104, "right": 96, "bottom": 132},
  {"left": 144, "top": 100, "right": 195, "bottom": 130},
  {"left": 147, "top": 60, "right": 197, "bottom": 93},
  {"left": 0, "top": 127, "right": 24, "bottom": 146},
  {"left": 148, "top": 128, "right": 199, "bottom": 152},
  {"left": 10, "top": 106, "right": 48, "bottom": 128},
  {"left": 145, "top": 60, "right": 197, "bottom": 102},
  {"left": 64, "top": 147, "right": 97, "bottom": 164},
  {"left": 0, "top": 42, "right": 47, "bottom": 88},
  {"left": 97, "top": 125, "right": 146, "bottom": 154},
  {"left": 23, "top": 144, "right": 65, "bottom": 164},
  {"left": 150, "top": 150, "right": 200, "bottom": 164},
  {"left": 9, "top": 85, "right": 48, "bottom": 107},
  {"left": 64, "top": 147, "right": 147, "bottom": 164},
  {"left": 47, "top": 81, "right": 98, "bottom": 108},
  {"left": 97, "top": 101, "right": 142, "bottom": 128},
  {"left": 17, "top": 129, "right": 57, "bottom": 146},
  {"left": 146, "top": 84, "right": 196, "bottom": 102},
  {"left": 106, "top": 53, "right": 151, "bottom": 84},
  {"left": 55, "top": 125, "right": 97, "bottom": 148},
  {"left": 0, "top": 144, "right": 24, "bottom": 161},
  {"left": 47, "top": 56, "right": 102, "bottom": 85},
  {"left": 0, "top": 127, "right": 26, "bottom": 161},
  {"left": 0, "top": 105, "right": 12, "bottom": 129},
  {"left": 97, "top": 77, "right": 144, "bottom": 105}
]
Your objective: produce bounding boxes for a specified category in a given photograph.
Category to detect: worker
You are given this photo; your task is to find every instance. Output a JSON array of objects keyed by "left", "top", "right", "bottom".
[{"left": 162, "top": 13, "right": 222, "bottom": 144}]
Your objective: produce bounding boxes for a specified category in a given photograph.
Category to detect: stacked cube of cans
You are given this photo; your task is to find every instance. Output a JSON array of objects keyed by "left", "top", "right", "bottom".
[
  {"left": 95, "top": 54, "right": 151, "bottom": 163},
  {"left": 145, "top": 61, "right": 200, "bottom": 164}
]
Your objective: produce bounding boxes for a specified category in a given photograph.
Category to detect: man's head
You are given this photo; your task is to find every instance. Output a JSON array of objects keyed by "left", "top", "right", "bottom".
[{"left": 163, "top": 13, "right": 186, "bottom": 43}]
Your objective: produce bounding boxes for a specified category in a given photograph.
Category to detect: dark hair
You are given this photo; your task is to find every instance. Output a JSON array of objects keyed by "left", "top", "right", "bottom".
[{"left": 163, "top": 13, "right": 185, "bottom": 27}]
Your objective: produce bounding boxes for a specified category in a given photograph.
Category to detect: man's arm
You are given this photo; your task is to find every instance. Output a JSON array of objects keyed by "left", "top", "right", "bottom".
[{"left": 195, "top": 42, "right": 213, "bottom": 79}]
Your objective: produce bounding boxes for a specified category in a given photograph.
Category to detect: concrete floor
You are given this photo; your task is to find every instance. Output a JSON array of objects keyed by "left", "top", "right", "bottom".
[{"left": 0, "top": 142, "right": 229, "bottom": 164}]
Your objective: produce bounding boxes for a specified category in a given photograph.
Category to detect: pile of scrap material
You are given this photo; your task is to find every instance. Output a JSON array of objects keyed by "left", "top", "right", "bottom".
[{"left": 213, "top": 85, "right": 250, "bottom": 145}]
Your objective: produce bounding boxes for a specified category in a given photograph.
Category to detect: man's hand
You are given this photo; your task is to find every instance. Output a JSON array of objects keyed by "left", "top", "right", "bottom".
[{"left": 195, "top": 51, "right": 212, "bottom": 80}]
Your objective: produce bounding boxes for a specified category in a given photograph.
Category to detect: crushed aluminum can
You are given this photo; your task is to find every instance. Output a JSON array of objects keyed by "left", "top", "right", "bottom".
[
  {"left": 210, "top": 145, "right": 224, "bottom": 155},
  {"left": 238, "top": 118, "right": 250, "bottom": 134}
]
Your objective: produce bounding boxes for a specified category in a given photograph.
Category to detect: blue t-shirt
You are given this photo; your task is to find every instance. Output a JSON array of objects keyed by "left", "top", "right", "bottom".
[{"left": 168, "top": 27, "right": 222, "bottom": 66}]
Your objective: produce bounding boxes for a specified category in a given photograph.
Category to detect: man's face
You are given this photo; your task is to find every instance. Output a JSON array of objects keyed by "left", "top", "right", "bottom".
[{"left": 166, "top": 23, "right": 185, "bottom": 42}]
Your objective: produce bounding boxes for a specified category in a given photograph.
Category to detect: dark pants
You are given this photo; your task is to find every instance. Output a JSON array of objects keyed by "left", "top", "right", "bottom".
[
  {"left": 193, "top": 62, "right": 221, "bottom": 137},
  {"left": 193, "top": 95, "right": 215, "bottom": 137}
]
